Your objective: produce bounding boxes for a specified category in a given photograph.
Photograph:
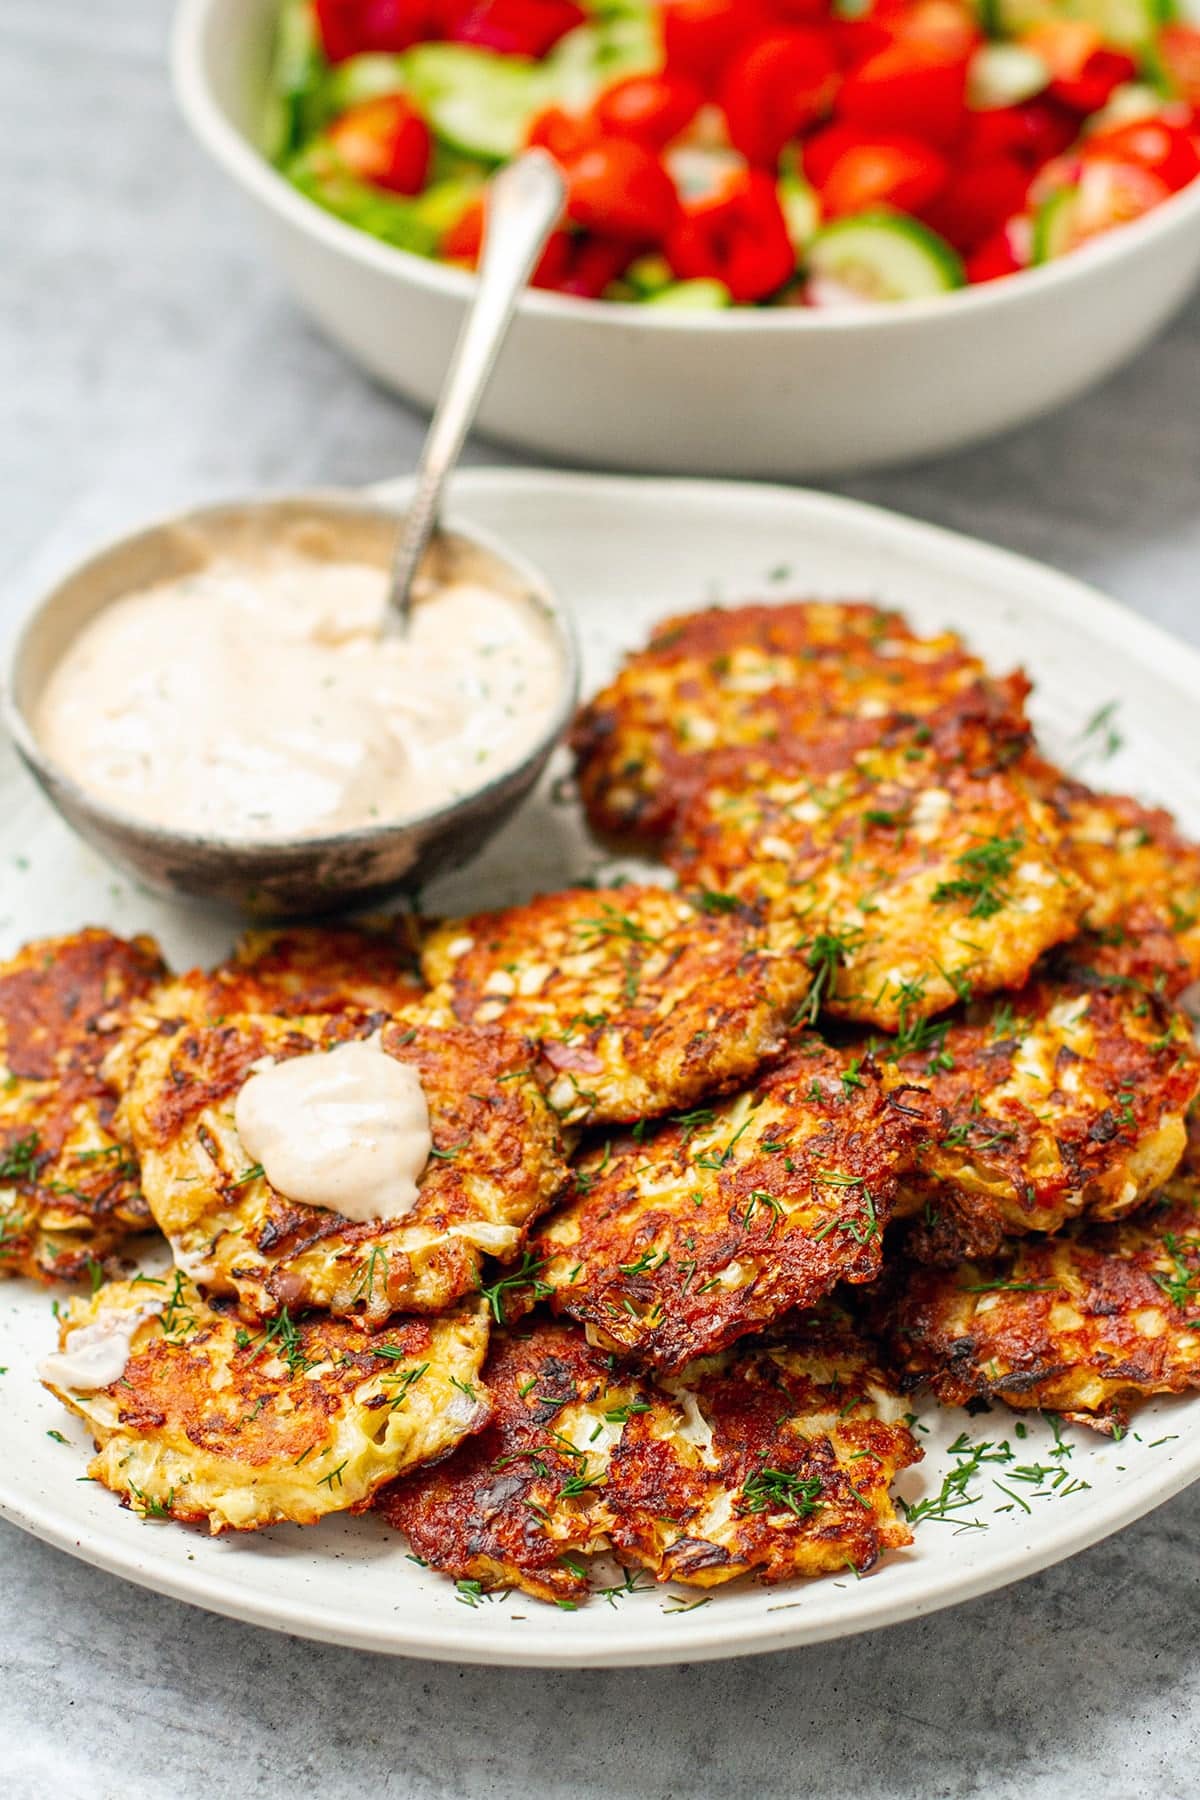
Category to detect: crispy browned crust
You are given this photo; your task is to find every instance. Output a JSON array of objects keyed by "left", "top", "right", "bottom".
[
  {"left": 888, "top": 936, "right": 1200, "bottom": 1261},
  {"left": 1039, "top": 770, "right": 1200, "bottom": 990},
  {"left": 43, "top": 1277, "right": 491, "bottom": 1531},
  {"left": 666, "top": 682, "right": 1085, "bottom": 1031},
  {"left": 529, "top": 1037, "right": 936, "bottom": 1372},
  {"left": 882, "top": 1171, "right": 1200, "bottom": 1433},
  {"left": 379, "top": 1308, "right": 921, "bottom": 1601},
  {"left": 420, "top": 885, "right": 810, "bottom": 1128},
  {"left": 572, "top": 601, "right": 989, "bottom": 841},
  {"left": 606, "top": 1311, "right": 920, "bottom": 1586},
  {"left": 0, "top": 930, "right": 168, "bottom": 1281},
  {"left": 120, "top": 1013, "right": 567, "bottom": 1324},
  {"left": 378, "top": 1317, "right": 641, "bottom": 1602},
  {"left": 147, "top": 919, "right": 426, "bottom": 1028}
]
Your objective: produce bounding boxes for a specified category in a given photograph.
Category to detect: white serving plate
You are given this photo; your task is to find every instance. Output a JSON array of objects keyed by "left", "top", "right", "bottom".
[
  {"left": 3, "top": 470, "right": 1199, "bottom": 1667},
  {"left": 172, "top": 0, "right": 1200, "bottom": 479}
]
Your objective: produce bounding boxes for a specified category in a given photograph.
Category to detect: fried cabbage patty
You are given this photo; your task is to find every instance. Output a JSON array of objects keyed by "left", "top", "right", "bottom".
[
  {"left": 668, "top": 684, "right": 1084, "bottom": 1031},
  {"left": 888, "top": 937, "right": 1200, "bottom": 1263},
  {"left": 378, "top": 1316, "right": 644, "bottom": 1603},
  {"left": 0, "top": 929, "right": 167, "bottom": 1282},
  {"left": 419, "top": 885, "right": 812, "bottom": 1128},
  {"left": 380, "top": 1309, "right": 920, "bottom": 1600},
  {"left": 571, "top": 600, "right": 989, "bottom": 840},
  {"left": 528, "top": 1037, "right": 934, "bottom": 1372},
  {"left": 1046, "top": 774, "right": 1200, "bottom": 989},
  {"left": 605, "top": 1310, "right": 920, "bottom": 1588},
  {"left": 41, "top": 1275, "right": 491, "bottom": 1531},
  {"left": 882, "top": 1167, "right": 1200, "bottom": 1434},
  {"left": 143, "top": 919, "right": 426, "bottom": 1030},
  {"left": 118, "top": 1011, "right": 566, "bottom": 1324}
]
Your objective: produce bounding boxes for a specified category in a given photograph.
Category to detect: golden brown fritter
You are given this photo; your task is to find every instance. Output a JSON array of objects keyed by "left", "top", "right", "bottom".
[
  {"left": 378, "top": 1317, "right": 643, "bottom": 1602},
  {"left": 379, "top": 1309, "right": 920, "bottom": 1600},
  {"left": 572, "top": 600, "right": 989, "bottom": 841},
  {"left": 529, "top": 1037, "right": 934, "bottom": 1372},
  {"left": 0, "top": 930, "right": 168, "bottom": 1282},
  {"left": 119, "top": 1013, "right": 566, "bottom": 1324},
  {"left": 882, "top": 1169, "right": 1200, "bottom": 1433},
  {"left": 146, "top": 918, "right": 426, "bottom": 1029},
  {"left": 420, "top": 885, "right": 811, "bottom": 1128},
  {"left": 1043, "top": 773, "right": 1200, "bottom": 989},
  {"left": 889, "top": 937, "right": 1200, "bottom": 1262},
  {"left": 668, "top": 684, "right": 1084, "bottom": 1030},
  {"left": 605, "top": 1311, "right": 920, "bottom": 1587},
  {"left": 42, "top": 1275, "right": 491, "bottom": 1531}
]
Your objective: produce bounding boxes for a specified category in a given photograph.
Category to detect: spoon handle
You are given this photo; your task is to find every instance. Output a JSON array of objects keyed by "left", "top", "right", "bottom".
[{"left": 388, "top": 150, "right": 567, "bottom": 622}]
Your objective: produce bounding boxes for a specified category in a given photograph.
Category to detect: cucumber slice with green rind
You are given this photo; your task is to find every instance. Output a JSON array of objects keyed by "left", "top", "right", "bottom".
[
  {"left": 806, "top": 212, "right": 966, "bottom": 301},
  {"left": 1032, "top": 185, "right": 1080, "bottom": 260},
  {"left": 779, "top": 175, "right": 822, "bottom": 251},
  {"left": 262, "top": 0, "right": 327, "bottom": 161},
  {"left": 643, "top": 279, "right": 734, "bottom": 308},
  {"left": 324, "top": 55, "right": 413, "bottom": 116},
  {"left": 403, "top": 45, "right": 548, "bottom": 162}
]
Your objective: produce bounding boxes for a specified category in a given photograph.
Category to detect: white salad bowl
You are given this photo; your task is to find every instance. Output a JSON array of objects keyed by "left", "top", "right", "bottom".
[{"left": 173, "top": 0, "right": 1200, "bottom": 478}]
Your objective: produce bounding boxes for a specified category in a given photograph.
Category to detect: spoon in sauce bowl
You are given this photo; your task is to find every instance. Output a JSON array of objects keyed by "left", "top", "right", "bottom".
[{"left": 4, "top": 153, "right": 577, "bottom": 916}]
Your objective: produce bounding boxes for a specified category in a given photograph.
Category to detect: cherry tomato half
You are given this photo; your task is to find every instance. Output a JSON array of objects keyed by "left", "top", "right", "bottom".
[
  {"left": 810, "top": 131, "right": 948, "bottom": 215},
  {"left": 1085, "top": 117, "right": 1200, "bottom": 194},
  {"left": 594, "top": 73, "right": 706, "bottom": 148},
  {"left": 526, "top": 104, "right": 603, "bottom": 160},
  {"left": 720, "top": 29, "right": 841, "bottom": 165},
  {"left": 665, "top": 167, "right": 796, "bottom": 301},
  {"left": 327, "top": 95, "right": 432, "bottom": 194},
  {"left": 562, "top": 139, "right": 681, "bottom": 241}
]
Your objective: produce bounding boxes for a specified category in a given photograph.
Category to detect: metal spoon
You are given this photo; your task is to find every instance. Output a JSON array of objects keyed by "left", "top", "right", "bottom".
[{"left": 387, "top": 149, "right": 566, "bottom": 629}]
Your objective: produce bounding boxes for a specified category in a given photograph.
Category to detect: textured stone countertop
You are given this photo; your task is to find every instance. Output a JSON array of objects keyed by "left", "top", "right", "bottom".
[{"left": 3, "top": 5, "right": 1200, "bottom": 1797}]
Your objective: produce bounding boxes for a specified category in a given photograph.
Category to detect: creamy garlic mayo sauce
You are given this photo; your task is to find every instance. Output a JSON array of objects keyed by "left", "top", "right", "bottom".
[
  {"left": 40, "top": 1300, "right": 164, "bottom": 1393},
  {"left": 234, "top": 1033, "right": 432, "bottom": 1224},
  {"left": 36, "top": 541, "right": 564, "bottom": 840}
]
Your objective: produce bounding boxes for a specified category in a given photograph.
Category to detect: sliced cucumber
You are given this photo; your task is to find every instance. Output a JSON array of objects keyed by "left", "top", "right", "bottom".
[
  {"left": 1083, "top": 78, "right": 1167, "bottom": 126},
  {"left": 262, "top": 0, "right": 327, "bottom": 161},
  {"left": 1032, "top": 184, "right": 1080, "bottom": 259},
  {"left": 779, "top": 174, "right": 822, "bottom": 252},
  {"left": 806, "top": 212, "right": 966, "bottom": 302},
  {"left": 324, "top": 54, "right": 413, "bottom": 115},
  {"left": 968, "top": 42, "right": 1051, "bottom": 107},
  {"left": 643, "top": 278, "right": 733, "bottom": 308},
  {"left": 402, "top": 44, "right": 548, "bottom": 162}
]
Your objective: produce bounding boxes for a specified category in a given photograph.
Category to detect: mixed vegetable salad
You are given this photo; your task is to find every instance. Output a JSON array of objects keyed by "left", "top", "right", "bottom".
[{"left": 266, "top": 0, "right": 1200, "bottom": 305}]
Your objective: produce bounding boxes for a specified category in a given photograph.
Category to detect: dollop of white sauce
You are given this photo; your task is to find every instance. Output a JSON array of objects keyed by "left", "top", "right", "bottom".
[
  {"left": 40, "top": 1300, "right": 164, "bottom": 1392},
  {"left": 36, "top": 550, "right": 564, "bottom": 840},
  {"left": 233, "top": 1033, "right": 432, "bottom": 1224}
]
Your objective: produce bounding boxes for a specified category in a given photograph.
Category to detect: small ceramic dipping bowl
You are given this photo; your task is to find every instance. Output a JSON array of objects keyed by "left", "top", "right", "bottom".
[{"left": 3, "top": 494, "right": 580, "bottom": 917}]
